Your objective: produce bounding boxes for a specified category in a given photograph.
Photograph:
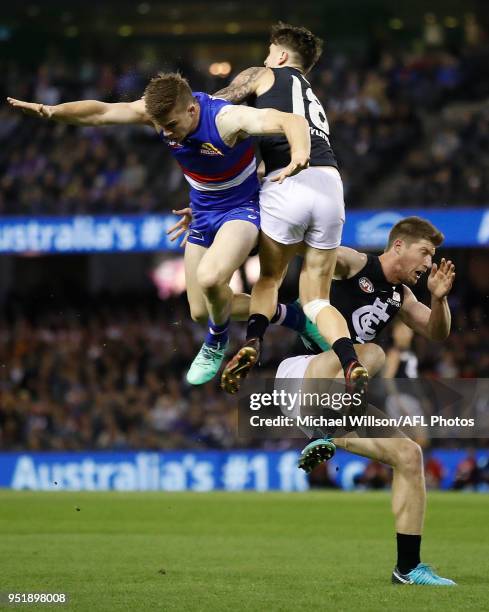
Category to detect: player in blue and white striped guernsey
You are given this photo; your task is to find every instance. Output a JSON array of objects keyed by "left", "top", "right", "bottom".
[{"left": 8, "top": 73, "right": 312, "bottom": 384}]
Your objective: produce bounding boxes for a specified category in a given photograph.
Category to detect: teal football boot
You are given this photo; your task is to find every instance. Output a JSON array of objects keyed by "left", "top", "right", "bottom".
[
  {"left": 298, "top": 438, "right": 336, "bottom": 473},
  {"left": 392, "top": 563, "right": 456, "bottom": 586},
  {"left": 186, "top": 341, "right": 228, "bottom": 385}
]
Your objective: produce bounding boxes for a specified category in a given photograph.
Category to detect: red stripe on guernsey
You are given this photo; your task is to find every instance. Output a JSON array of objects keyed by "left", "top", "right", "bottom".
[{"left": 179, "top": 147, "right": 254, "bottom": 183}]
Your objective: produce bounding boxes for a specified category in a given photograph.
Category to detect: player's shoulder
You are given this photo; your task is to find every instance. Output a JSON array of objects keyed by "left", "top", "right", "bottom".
[
  {"left": 336, "top": 246, "right": 368, "bottom": 279},
  {"left": 400, "top": 284, "right": 416, "bottom": 302},
  {"left": 237, "top": 66, "right": 272, "bottom": 81},
  {"left": 236, "top": 66, "right": 275, "bottom": 96}
]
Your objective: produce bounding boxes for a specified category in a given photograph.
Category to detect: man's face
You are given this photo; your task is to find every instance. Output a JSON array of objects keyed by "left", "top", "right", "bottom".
[
  {"left": 155, "top": 103, "right": 197, "bottom": 143},
  {"left": 264, "top": 43, "right": 287, "bottom": 68},
  {"left": 395, "top": 238, "right": 436, "bottom": 285}
]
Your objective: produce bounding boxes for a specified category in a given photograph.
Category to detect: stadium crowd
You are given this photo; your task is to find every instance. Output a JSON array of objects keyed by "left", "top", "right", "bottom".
[
  {"left": 395, "top": 107, "right": 489, "bottom": 207},
  {"left": 1, "top": 33, "right": 489, "bottom": 213}
]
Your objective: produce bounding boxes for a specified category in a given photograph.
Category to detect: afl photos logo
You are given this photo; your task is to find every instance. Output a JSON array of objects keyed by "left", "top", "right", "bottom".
[{"left": 359, "top": 277, "right": 374, "bottom": 293}]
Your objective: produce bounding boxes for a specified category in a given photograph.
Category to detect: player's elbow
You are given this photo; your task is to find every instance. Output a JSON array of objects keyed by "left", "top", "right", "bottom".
[
  {"left": 282, "top": 112, "right": 308, "bottom": 132},
  {"left": 295, "top": 114, "right": 309, "bottom": 130},
  {"left": 265, "top": 110, "right": 307, "bottom": 135},
  {"left": 427, "top": 325, "right": 450, "bottom": 342},
  {"left": 432, "top": 332, "right": 449, "bottom": 342}
]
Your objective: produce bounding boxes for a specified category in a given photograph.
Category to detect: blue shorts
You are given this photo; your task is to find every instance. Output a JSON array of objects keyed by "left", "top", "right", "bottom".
[{"left": 188, "top": 203, "right": 260, "bottom": 248}]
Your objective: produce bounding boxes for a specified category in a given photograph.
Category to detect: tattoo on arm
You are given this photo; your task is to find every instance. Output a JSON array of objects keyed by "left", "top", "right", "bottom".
[{"left": 213, "top": 67, "right": 266, "bottom": 103}]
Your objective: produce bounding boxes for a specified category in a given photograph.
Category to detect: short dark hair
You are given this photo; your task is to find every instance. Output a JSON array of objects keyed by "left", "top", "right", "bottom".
[
  {"left": 143, "top": 72, "right": 193, "bottom": 122},
  {"left": 270, "top": 22, "right": 323, "bottom": 73},
  {"left": 386, "top": 216, "right": 444, "bottom": 250}
]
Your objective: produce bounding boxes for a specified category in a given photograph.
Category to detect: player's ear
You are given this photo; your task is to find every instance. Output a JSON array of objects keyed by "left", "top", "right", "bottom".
[
  {"left": 394, "top": 238, "right": 403, "bottom": 254},
  {"left": 279, "top": 49, "right": 289, "bottom": 66}
]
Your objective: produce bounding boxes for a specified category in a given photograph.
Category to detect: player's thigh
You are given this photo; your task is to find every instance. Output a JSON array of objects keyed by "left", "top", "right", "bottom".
[
  {"left": 305, "top": 167, "right": 345, "bottom": 250},
  {"left": 184, "top": 242, "right": 208, "bottom": 321},
  {"left": 198, "top": 220, "right": 258, "bottom": 286},
  {"left": 304, "top": 350, "right": 343, "bottom": 379},
  {"left": 258, "top": 231, "right": 297, "bottom": 280},
  {"left": 304, "top": 343, "right": 385, "bottom": 380},
  {"left": 300, "top": 245, "right": 337, "bottom": 301},
  {"left": 306, "top": 344, "right": 389, "bottom": 408}
]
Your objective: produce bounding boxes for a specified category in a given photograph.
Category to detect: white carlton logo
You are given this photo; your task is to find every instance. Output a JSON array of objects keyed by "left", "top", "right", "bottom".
[{"left": 352, "top": 298, "right": 391, "bottom": 343}]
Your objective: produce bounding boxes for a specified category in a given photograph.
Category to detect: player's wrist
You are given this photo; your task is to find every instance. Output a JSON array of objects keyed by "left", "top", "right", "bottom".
[
  {"left": 290, "top": 152, "right": 310, "bottom": 166},
  {"left": 40, "top": 104, "right": 54, "bottom": 118},
  {"left": 430, "top": 293, "right": 447, "bottom": 303}
]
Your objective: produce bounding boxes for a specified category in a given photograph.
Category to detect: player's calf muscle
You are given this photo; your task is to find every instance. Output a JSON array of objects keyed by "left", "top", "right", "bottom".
[{"left": 356, "top": 343, "right": 385, "bottom": 375}]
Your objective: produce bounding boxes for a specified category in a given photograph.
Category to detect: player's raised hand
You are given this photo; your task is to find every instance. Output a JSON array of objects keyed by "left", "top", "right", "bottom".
[
  {"left": 166, "top": 207, "right": 193, "bottom": 247},
  {"left": 7, "top": 97, "right": 52, "bottom": 118},
  {"left": 270, "top": 152, "right": 310, "bottom": 184},
  {"left": 428, "top": 258, "right": 456, "bottom": 298}
]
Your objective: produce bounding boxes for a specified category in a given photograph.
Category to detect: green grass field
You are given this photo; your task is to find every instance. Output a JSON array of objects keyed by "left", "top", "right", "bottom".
[{"left": 1, "top": 490, "right": 488, "bottom": 611}]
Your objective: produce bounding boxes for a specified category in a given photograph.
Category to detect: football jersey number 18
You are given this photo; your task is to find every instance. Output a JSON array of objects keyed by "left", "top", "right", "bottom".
[{"left": 291, "top": 75, "right": 331, "bottom": 144}]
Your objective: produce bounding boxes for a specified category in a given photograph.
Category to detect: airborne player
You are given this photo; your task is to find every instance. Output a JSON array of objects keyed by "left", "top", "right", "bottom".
[
  {"left": 213, "top": 23, "right": 369, "bottom": 395},
  {"left": 8, "top": 73, "right": 311, "bottom": 386}
]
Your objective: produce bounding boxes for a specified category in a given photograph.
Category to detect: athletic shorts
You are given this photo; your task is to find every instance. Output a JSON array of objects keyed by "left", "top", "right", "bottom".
[
  {"left": 188, "top": 202, "right": 260, "bottom": 248},
  {"left": 275, "top": 354, "right": 404, "bottom": 438},
  {"left": 259, "top": 166, "right": 345, "bottom": 249},
  {"left": 276, "top": 354, "right": 316, "bottom": 379}
]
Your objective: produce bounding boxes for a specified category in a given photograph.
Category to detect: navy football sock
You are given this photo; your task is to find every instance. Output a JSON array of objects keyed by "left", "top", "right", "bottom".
[
  {"left": 271, "top": 302, "right": 306, "bottom": 332},
  {"left": 205, "top": 318, "right": 229, "bottom": 348}
]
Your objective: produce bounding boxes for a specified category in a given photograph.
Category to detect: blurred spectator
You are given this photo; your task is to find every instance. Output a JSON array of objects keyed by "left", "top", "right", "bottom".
[
  {"left": 425, "top": 453, "right": 445, "bottom": 489},
  {"left": 307, "top": 461, "right": 339, "bottom": 489},
  {"left": 354, "top": 460, "right": 392, "bottom": 489},
  {"left": 452, "top": 451, "right": 480, "bottom": 490}
]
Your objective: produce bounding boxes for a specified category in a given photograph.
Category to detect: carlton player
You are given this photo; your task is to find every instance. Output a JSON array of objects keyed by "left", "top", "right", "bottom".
[
  {"left": 214, "top": 23, "right": 368, "bottom": 396},
  {"left": 276, "top": 216, "right": 457, "bottom": 586},
  {"left": 7, "top": 73, "right": 310, "bottom": 385}
]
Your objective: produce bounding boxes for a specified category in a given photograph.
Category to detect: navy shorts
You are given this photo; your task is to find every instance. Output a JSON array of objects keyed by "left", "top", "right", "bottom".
[{"left": 188, "top": 203, "right": 260, "bottom": 248}]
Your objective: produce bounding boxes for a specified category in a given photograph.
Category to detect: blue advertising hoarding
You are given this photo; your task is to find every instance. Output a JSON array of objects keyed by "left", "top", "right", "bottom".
[
  {"left": 341, "top": 208, "right": 489, "bottom": 249},
  {"left": 0, "top": 208, "right": 487, "bottom": 254},
  {"left": 0, "top": 450, "right": 486, "bottom": 492}
]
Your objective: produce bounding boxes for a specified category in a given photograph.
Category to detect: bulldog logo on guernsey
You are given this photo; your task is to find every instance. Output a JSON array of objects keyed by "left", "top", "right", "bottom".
[
  {"left": 200, "top": 142, "right": 224, "bottom": 156},
  {"left": 359, "top": 277, "right": 374, "bottom": 293}
]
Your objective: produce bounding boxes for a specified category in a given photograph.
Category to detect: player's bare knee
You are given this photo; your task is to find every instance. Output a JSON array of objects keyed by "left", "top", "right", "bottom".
[
  {"left": 189, "top": 305, "right": 208, "bottom": 324},
  {"left": 395, "top": 439, "right": 423, "bottom": 478},
  {"left": 196, "top": 264, "right": 226, "bottom": 292}
]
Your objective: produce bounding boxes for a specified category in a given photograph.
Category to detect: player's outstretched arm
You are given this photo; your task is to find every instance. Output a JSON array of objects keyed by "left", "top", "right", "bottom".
[
  {"left": 213, "top": 67, "right": 270, "bottom": 103},
  {"left": 7, "top": 97, "right": 152, "bottom": 127},
  {"left": 400, "top": 259, "right": 455, "bottom": 341},
  {"left": 217, "top": 106, "right": 310, "bottom": 183}
]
